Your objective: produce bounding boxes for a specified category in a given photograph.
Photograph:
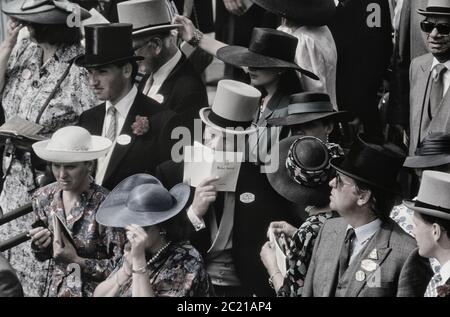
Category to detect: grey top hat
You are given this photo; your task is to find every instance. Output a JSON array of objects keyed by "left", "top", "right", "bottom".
[
  {"left": 2, "top": 0, "right": 91, "bottom": 24},
  {"left": 117, "top": 0, "right": 182, "bottom": 38},
  {"left": 404, "top": 133, "right": 450, "bottom": 169},
  {"left": 96, "top": 174, "right": 190, "bottom": 228},
  {"left": 403, "top": 170, "right": 450, "bottom": 220}
]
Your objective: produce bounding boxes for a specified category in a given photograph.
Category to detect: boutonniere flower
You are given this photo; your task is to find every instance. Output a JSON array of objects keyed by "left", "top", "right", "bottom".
[
  {"left": 437, "top": 284, "right": 450, "bottom": 297},
  {"left": 131, "top": 115, "right": 150, "bottom": 136}
]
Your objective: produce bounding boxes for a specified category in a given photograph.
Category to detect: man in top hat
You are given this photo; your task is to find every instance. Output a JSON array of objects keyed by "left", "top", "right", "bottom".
[
  {"left": 409, "top": 0, "right": 450, "bottom": 156},
  {"left": 117, "top": 0, "right": 207, "bottom": 135},
  {"left": 0, "top": 253, "right": 23, "bottom": 297},
  {"left": 77, "top": 23, "right": 178, "bottom": 190},
  {"left": 302, "top": 135, "right": 432, "bottom": 297},
  {"left": 404, "top": 170, "right": 450, "bottom": 297},
  {"left": 267, "top": 92, "right": 349, "bottom": 143},
  {"left": 156, "top": 79, "right": 297, "bottom": 296}
]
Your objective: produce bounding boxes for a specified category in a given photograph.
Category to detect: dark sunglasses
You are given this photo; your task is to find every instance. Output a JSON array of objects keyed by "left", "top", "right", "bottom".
[{"left": 420, "top": 20, "right": 450, "bottom": 35}]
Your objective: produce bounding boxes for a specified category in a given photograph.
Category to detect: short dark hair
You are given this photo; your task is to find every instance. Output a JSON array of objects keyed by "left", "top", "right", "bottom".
[
  {"left": 28, "top": 23, "right": 81, "bottom": 46},
  {"left": 158, "top": 209, "right": 193, "bottom": 242},
  {"left": 113, "top": 60, "right": 139, "bottom": 84},
  {"left": 353, "top": 180, "right": 396, "bottom": 223},
  {"left": 419, "top": 213, "right": 450, "bottom": 240}
]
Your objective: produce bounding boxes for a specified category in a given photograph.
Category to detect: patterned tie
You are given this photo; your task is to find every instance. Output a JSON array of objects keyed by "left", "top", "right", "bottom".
[
  {"left": 429, "top": 63, "right": 447, "bottom": 119},
  {"left": 425, "top": 272, "right": 442, "bottom": 297},
  {"left": 338, "top": 228, "right": 355, "bottom": 279},
  {"left": 105, "top": 106, "right": 117, "bottom": 142}
]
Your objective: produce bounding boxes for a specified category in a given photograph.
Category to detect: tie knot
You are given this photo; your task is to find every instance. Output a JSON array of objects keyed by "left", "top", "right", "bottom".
[
  {"left": 434, "top": 64, "right": 447, "bottom": 81},
  {"left": 345, "top": 228, "right": 355, "bottom": 243},
  {"left": 108, "top": 106, "right": 116, "bottom": 115}
]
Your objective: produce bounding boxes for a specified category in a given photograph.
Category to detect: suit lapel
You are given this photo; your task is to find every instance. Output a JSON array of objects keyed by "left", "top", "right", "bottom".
[
  {"left": 87, "top": 104, "right": 106, "bottom": 136},
  {"left": 345, "top": 221, "right": 394, "bottom": 297},
  {"left": 322, "top": 222, "right": 346, "bottom": 296},
  {"left": 156, "top": 54, "right": 185, "bottom": 96},
  {"left": 102, "top": 94, "right": 142, "bottom": 183}
]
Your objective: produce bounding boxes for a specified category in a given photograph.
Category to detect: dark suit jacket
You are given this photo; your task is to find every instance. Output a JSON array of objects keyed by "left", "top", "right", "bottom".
[
  {"left": 303, "top": 218, "right": 432, "bottom": 297},
  {"left": 156, "top": 160, "right": 297, "bottom": 296},
  {"left": 0, "top": 253, "right": 23, "bottom": 297},
  {"left": 79, "top": 92, "right": 178, "bottom": 190},
  {"left": 138, "top": 54, "right": 208, "bottom": 133}
]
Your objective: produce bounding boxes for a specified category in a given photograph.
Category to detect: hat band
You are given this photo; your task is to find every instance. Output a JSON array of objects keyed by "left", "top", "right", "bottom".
[
  {"left": 133, "top": 22, "right": 172, "bottom": 32},
  {"left": 288, "top": 101, "right": 334, "bottom": 115},
  {"left": 415, "top": 200, "right": 450, "bottom": 213},
  {"left": 415, "top": 146, "right": 450, "bottom": 156},
  {"left": 426, "top": 6, "right": 450, "bottom": 14},
  {"left": 208, "top": 111, "right": 252, "bottom": 130}
]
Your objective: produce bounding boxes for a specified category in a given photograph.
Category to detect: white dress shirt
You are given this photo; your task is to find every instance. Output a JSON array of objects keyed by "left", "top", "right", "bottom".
[
  {"left": 431, "top": 58, "right": 450, "bottom": 97},
  {"left": 347, "top": 218, "right": 382, "bottom": 264},
  {"left": 439, "top": 260, "right": 450, "bottom": 286},
  {"left": 95, "top": 85, "right": 138, "bottom": 185},
  {"left": 145, "top": 49, "right": 182, "bottom": 101}
]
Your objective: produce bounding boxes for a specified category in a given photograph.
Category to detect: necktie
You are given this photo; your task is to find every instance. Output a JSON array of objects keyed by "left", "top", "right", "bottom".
[
  {"left": 142, "top": 73, "right": 154, "bottom": 96},
  {"left": 105, "top": 106, "right": 117, "bottom": 142},
  {"left": 338, "top": 228, "right": 355, "bottom": 279},
  {"left": 429, "top": 63, "right": 447, "bottom": 119},
  {"left": 425, "top": 272, "right": 442, "bottom": 297}
]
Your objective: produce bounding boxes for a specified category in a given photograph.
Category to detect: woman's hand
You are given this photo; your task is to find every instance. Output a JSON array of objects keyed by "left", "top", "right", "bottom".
[
  {"left": 260, "top": 241, "right": 279, "bottom": 274},
  {"left": 191, "top": 176, "right": 219, "bottom": 218},
  {"left": 3, "top": 19, "right": 23, "bottom": 49},
  {"left": 269, "top": 221, "right": 297, "bottom": 239},
  {"left": 173, "top": 14, "right": 197, "bottom": 43},
  {"left": 125, "top": 224, "right": 148, "bottom": 264},
  {"left": 29, "top": 227, "right": 52, "bottom": 249}
]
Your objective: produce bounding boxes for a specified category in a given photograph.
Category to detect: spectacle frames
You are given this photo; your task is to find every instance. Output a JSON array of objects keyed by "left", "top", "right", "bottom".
[
  {"left": 420, "top": 20, "right": 450, "bottom": 35},
  {"left": 335, "top": 173, "right": 354, "bottom": 189}
]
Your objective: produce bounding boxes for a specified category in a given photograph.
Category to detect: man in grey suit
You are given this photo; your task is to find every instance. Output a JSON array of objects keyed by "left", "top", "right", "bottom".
[
  {"left": 409, "top": 0, "right": 450, "bottom": 155},
  {"left": 0, "top": 253, "right": 23, "bottom": 297},
  {"left": 303, "top": 135, "right": 432, "bottom": 297}
]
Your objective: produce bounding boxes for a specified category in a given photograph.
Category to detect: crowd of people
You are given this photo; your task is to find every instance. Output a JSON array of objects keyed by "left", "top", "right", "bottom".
[{"left": 0, "top": 0, "right": 449, "bottom": 298}]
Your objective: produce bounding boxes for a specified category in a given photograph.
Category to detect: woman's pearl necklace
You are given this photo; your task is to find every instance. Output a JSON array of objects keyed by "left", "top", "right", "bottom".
[{"left": 147, "top": 241, "right": 172, "bottom": 265}]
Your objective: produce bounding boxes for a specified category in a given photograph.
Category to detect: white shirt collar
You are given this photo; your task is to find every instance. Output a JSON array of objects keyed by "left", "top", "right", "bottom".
[
  {"left": 431, "top": 58, "right": 450, "bottom": 73},
  {"left": 105, "top": 85, "right": 138, "bottom": 118},
  {"left": 440, "top": 260, "right": 450, "bottom": 284},
  {"left": 347, "top": 218, "right": 382, "bottom": 245},
  {"left": 153, "top": 49, "right": 182, "bottom": 84}
]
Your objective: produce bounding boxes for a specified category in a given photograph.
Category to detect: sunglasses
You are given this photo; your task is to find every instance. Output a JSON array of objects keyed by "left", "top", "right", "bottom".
[{"left": 420, "top": 20, "right": 450, "bottom": 35}]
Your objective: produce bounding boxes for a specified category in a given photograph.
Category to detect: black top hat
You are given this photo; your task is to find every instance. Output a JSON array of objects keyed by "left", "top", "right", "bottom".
[
  {"left": 217, "top": 28, "right": 319, "bottom": 80},
  {"left": 267, "top": 136, "right": 342, "bottom": 207},
  {"left": 330, "top": 134, "right": 406, "bottom": 193},
  {"left": 253, "top": 0, "right": 336, "bottom": 26},
  {"left": 268, "top": 92, "right": 349, "bottom": 126},
  {"left": 2, "top": 0, "right": 91, "bottom": 24},
  {"left": 404, "top": 133, "right": 450, "bottom": 168},
  {"left": 75, "top": 23, "right": 144, "bottom": 68}
]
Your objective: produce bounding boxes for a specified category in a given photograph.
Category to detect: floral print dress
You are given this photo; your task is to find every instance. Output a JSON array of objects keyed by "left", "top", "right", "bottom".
[
  {"left": 0, "top": 37, "right": 97, "bottom": 296},
  {"left": 112, "top": 241, "right": 214, "bottom": 297},
  {"left": 31, "top": 181, "right": 125, "bottom": 297}
]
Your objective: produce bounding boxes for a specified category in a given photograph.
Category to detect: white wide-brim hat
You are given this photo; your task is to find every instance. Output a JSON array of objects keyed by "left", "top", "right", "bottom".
[
  {"left": 200, "top": 80, "right": 261, "bottom": 135},
  {"left": 32, "top": 126, "right": 112, "bottom": 163},
  {"left": 403, "top": 170, "right": 450, "bottom": 220}
]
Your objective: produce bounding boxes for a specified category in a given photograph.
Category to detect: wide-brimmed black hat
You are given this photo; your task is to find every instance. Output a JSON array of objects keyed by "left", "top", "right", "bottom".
[
  {"left": 75, "top": 23, "right": 144, "bottom": 68},
  {"left": 268, "top": 92, "right": 349, "bottom": 126},
  {"left": 404, "top": 133, "right": 450, "bottom": 168},
  {"left": 217, "top": 28, "right": 319, "bottom": 80},
  {"left": 2, "top": 0, "right": 91, "bottom": 24},
  {"left": 96, "top": 174, "right": 190, "bottom": 228},
  {"left": 253, "top": 0, "right": 336, "bottom": 26},
  {"left": 330, "top": 134, "right": 405, "bottom": 193},
  {"left": 267, "top": 136, "right": 334, "bottom": 207}
]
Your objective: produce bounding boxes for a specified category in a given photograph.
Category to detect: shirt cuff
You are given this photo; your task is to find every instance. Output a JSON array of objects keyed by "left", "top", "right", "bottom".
[{"left": 187, "top": 206, "right": 206, "bottom": 231}]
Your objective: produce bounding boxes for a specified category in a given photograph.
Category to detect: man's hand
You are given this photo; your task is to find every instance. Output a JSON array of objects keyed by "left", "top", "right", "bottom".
[
  {"left": 223, "top": 0, "right": 249, "bottom": 16},
  {"left": 191, "top": 176, "right": 219, "bottom": 218},
  {"left": 53, "top": 232, "right": 78, "bottom": 264},
  {"left": 29, "top": 227, "right": 52, "bottom": 249}
]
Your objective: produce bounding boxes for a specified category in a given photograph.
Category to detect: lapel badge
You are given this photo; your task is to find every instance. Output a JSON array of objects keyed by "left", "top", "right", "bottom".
[
  {"left": 117, "top": 134, "right": 131, "bottom": 146},
  {"left": 368, "top": 248, "right": 378, "bottom": 260},
  {"left": 22, "top": 68, "right": 32, "bottom": 80},
  {"left": 361, "top": 259, "right": 377, "bottom": 272},
  {"left": 240, "top": 192, "right": 255, "bottom": 204},
  {"left": 355, "top": 270, "right": 366, "bottom": 282}
]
